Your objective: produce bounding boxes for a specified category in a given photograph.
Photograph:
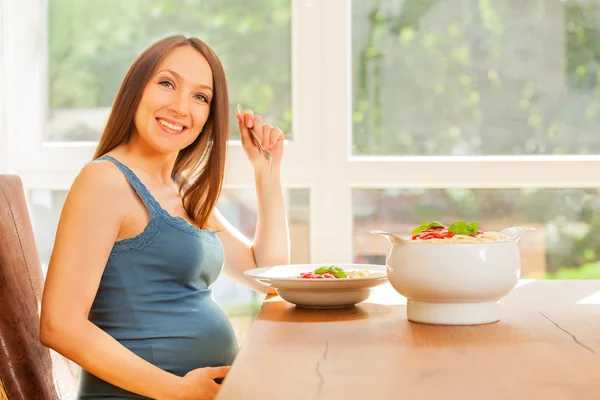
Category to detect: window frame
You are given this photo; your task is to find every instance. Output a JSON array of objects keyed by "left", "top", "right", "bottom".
[{"left": 4, "top": 0, "right": 600, "bottom": 265}]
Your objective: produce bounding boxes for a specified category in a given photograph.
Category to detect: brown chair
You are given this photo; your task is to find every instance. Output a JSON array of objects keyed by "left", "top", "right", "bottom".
[{"left": 0, "top": 175, "right": 76, "bottom": 399}]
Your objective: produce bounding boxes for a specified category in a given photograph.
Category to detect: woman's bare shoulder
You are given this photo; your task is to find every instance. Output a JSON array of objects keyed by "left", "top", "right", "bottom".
[
  {"left": 67, "top": 159, "right": 131, "bottom": 209},
  {"left": 52, "top": 159, "right": 132, "bottom": 252}
]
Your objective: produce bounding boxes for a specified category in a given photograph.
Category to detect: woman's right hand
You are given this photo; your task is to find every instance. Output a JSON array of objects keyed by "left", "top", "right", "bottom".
[{"left": 175, "top": 366, "right": 231, "bottom": 400}]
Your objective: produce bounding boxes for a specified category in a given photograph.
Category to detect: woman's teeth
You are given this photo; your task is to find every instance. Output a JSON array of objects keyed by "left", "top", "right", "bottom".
[{"left": 158, "top": 118, "right": 184, "bottom": 131}]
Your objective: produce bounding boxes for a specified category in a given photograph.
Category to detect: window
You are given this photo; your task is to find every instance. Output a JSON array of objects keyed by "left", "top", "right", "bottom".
[
  {"left": 48, "top": 0, "right": 292, "bottom": 142},
  {"left": 2, "top": 1, "right": 600, "bottom": 325},
  {"left": 342, "top": 0, "right": 600, "bottom": 280},
  {"left": 352, "top": 0, "right": 600, "bottom": 156}
]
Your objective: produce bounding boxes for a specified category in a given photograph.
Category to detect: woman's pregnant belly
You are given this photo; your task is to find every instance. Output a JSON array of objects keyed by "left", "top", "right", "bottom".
[
  {"left": 146, "top": 297, "right": 238, "bottom": 375},
  {"left": 122, "top": 291, "right": 239, "bottom": 375},
  {"left": 79, "top": 291, "right": 238, "bottom": 398}
]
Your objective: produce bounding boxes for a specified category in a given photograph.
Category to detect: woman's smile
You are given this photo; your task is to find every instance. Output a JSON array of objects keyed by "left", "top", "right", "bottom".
[{"left": 155, "top": 117, "right": 188, "bottom": 135}]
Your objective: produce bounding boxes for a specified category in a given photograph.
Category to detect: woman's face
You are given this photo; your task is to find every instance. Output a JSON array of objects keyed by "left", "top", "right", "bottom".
[{"left": 133, "top": 45, "right": 214, "bottom": 155}]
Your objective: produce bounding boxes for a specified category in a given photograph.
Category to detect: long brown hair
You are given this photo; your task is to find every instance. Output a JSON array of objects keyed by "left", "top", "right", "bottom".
[{"left": 93, "top": 35, "right": 229, "bottom": 230}]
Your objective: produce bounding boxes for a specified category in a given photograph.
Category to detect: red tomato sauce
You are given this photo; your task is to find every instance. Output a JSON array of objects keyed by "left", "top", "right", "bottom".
[
  {"left": 298, "top": 272, "right": 336, "bottom": 279},
  {"left": 412, "top": 226, "right": 483, "bottom": 240}
]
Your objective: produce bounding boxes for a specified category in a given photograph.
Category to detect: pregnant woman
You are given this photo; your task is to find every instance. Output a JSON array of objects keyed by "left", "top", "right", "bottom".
[{"left": 40, "top": 35, "right": 289, "bottom": 400}]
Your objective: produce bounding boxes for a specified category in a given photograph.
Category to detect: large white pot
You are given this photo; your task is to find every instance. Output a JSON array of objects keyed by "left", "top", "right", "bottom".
[{"left": 371, "top": 227, "right": 534, "bottom": 325}]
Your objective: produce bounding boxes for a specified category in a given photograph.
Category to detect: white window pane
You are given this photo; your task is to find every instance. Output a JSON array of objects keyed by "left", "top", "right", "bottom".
[
  {"left": 352, "top": 188, "right": 600, "bottom": 279},
  {"left": 351, "top": 0, "right": 600, "bottom": 156},
  {"left": 48, "top": 0, "right": 291, "bottom": 142}
]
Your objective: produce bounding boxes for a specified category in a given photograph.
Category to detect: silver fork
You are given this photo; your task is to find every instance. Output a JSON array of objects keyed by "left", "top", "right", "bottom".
[{"left": 236, "top": 104, "right": 273, "bottom": 175}]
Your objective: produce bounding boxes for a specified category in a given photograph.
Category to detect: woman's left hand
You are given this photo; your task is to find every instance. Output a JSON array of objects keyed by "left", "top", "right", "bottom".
[{"left": 236, "top": 108, "right": 285, "bottom": 171}]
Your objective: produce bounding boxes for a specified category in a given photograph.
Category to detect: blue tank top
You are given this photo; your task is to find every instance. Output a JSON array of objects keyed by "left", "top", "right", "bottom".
[{"left": 77, "top": 155, "right": 238, "bottom": 399}]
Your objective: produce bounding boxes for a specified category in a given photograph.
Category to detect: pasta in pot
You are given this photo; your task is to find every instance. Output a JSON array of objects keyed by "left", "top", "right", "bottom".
[{"left": 410, "top": 221, "right": 508, "bottom": 243}]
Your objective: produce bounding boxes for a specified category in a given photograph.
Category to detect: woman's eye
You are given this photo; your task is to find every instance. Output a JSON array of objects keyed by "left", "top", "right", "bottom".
[
  {"left": 195, "top": 94, "right": 209, "bottom": 103},
  {"left": 159, "top": 80, "right": 174, "bottom": 89}
]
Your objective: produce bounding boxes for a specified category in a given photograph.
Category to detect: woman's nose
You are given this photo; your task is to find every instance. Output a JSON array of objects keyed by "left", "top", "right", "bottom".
[{"left": 169, "top": 93, "right": 190, "bottom": 116}]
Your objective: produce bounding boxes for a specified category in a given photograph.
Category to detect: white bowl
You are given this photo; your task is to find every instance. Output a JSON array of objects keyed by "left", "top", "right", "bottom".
[
  {"left": 243, "top": 264, "right": 388, "bottom": 308},
  {"left": 371, "top": 227, "right": 534, "bottom": 325}
]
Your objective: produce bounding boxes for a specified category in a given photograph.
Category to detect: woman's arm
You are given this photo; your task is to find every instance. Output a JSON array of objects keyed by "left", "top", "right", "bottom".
[
  {"left": 252, "top": 166, "right": 290, "bottom": 268},
  {"left": 215, "top": 109, "right": 290, "bottom": 292},
  {"left": 40, "top": 162, "right": 186, "bottom": 400}
]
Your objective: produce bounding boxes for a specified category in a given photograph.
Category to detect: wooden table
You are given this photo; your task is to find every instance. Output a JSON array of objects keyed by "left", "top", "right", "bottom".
[{"left": 217, "top": 280, "right": 600, "bottom": 400}]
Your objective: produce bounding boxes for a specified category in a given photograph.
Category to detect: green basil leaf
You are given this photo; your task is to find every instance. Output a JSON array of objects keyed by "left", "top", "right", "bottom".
[
  {"left": 469, "top": 222, "right": 479, "bottom": 233},
  {"left": 412, "top": 222, "right": 431, "bottom": 235},
  {"left": 448, "top": 221, "right": 480, "bottom": 236},
  {"left": 448, "top": 221, "right": 469, "bottom": 235},
  {"left": 332, "top": 267, "right": 347, "bottom": 278},
  {"left": 429, "top": 221, "right": 444, "bottom": 228},
  {"left": 314, "top": 266, "right": 332, "bottom": 274},
  {"left": 412, "top": 226, "right": 426, "bottom": 235}
]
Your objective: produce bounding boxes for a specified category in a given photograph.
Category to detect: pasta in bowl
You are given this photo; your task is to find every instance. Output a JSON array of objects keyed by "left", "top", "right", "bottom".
[
  {"left": 371, "top": 222, "right": 535, "bottom": 326},
  {"left": 409, "top": 221, "right": 508, "bottom": 243},
  {"left": 296, "top": 265, "right": 386, "bottom": 279},
  {"left": 243, "top": 264, "right": 388, "bottom": 308}
]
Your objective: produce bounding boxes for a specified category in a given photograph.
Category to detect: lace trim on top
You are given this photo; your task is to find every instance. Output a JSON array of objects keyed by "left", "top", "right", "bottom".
[{"left": 94, "top": 155, "right": 218, "bottom": 254}]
